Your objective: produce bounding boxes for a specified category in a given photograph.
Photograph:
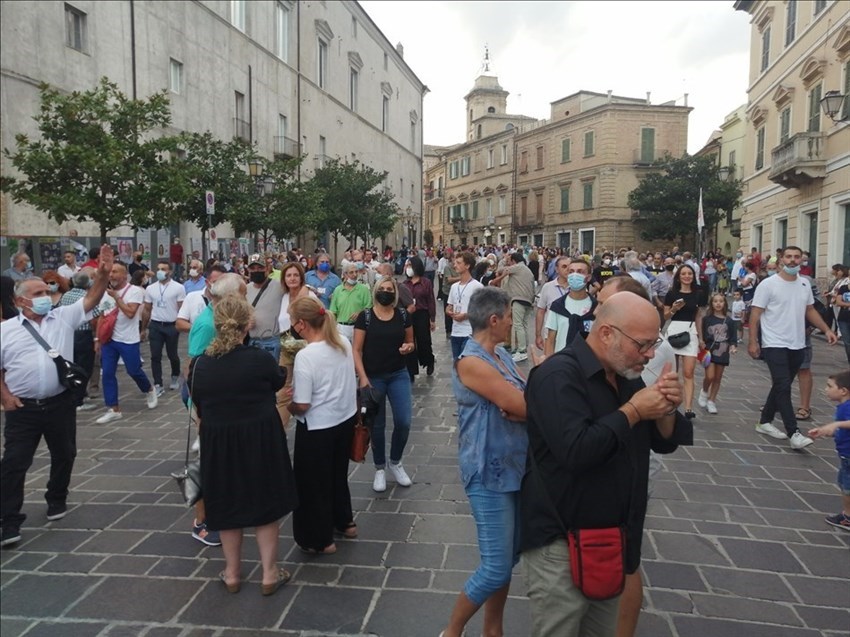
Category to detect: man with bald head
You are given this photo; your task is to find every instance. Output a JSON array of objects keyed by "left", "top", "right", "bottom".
[{"left": 521, "top": 291, "right": 693, "bottom": 636}]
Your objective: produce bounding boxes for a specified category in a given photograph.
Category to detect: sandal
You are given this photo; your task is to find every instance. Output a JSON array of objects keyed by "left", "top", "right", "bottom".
[
  {"left": 336, "top": 522, "right": 358, "bottom": 539},
  {"left": 219, "top": 571, "right": 241, "bottom": 594},
  {"left": 261, "top": 566, "right": 292, "bottom": 596},
  {"left": 299, "top": 543, "right": 337, "bottom": 555},
  {"left": 795, "top": 407, "right": 811, "bottom": 420}
]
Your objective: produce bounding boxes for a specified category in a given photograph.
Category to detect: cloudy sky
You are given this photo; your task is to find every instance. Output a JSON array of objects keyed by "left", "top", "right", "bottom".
[{"left": 360, "top": 1, "right": 752, "bottom": 154}]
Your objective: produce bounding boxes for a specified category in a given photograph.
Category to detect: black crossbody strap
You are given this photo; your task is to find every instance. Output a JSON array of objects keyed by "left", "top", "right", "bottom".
[
  {"left": 22, "top": 320, "right": 57, "bottom": 354},
  {"left": 251, "top": 278, "right": 272, "bottom": 308}
]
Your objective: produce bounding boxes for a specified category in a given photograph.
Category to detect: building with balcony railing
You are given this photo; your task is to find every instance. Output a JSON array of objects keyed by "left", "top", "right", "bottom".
[{"left": 734, "top": 0, "right": 849, "bottom": 276}]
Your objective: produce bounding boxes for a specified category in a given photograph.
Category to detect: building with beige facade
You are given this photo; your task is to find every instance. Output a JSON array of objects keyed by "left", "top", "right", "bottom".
[
  {"left": 426, "top": 74, "right": 691, "bottom": 253},
  {"left": 734, "top": 0, "right": 849, "bottom": 279},
  {"left": 1, "top": 0, "right": 426, "bottom": 263}
]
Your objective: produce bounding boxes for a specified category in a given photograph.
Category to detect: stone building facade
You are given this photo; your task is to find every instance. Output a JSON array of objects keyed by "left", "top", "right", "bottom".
[
  {"left": 734, "top": 0, "right": 849, "bottom": 278},
  {"left": 1, "top": 0, "right": 426, "bottom": 258}
]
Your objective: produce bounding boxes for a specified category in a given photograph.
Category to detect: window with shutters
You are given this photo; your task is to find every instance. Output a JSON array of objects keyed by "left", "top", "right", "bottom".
[
  {"left": 382, "top": 95, "right": 390, "bottom": 132},
  {"left": 779, "top": 107, "right": 791, "bottom": 143},
  {"left": 583, "top": 182, "right": 593, "bottom": 209},
  {"left": 520, "top": 150, "right": 528, "bottom": 173},
  {"left": 535, "top": 193, "right": 543, "bottom": 220},
  {"left": 785, "top": 0, "right": 796, "bottom": 47},
  {"left": 276, "top": 2, "right": 289, "bottom": 61},
  {"left": 461, "top": 156, "right": 470, "bottom": 176},
  {"left": 560, "top": 187, "right": 570, "bottom": 213},
  {"left": 169, "top": 59, "right": 183, "bottom": 94},
  {"left": 318, "top": 38, "right": 328, "bottom": 89},
  {"left": 760, "top": 26, "right": 770, "bottom": 72},
  {"left": 472, "top": 200, "right": 479, "bottom": 219},
  {"left": 561, "top": 138, "right": 571, "bottom": 163},
  {"left": 536, "top": 146, "right": 544, "bottom": 170},
  {"left": 520, "top": 196, "right": 528, "bottom": 224},
  {"left": 640, "top": 128, "right": 655, "bottom": 163},
  {"left": 755, "top": 127, "right": 765, "bottom": 170},
  {"left": 349, "top": 68, "right": 358, "bottom": 111},
  {"left": 813, "top": 0, "right": 826, "bottom": 15},
  {"left": 449, "top": 160, "right": 459, "bottom": 180},
  {"left": 808, "top": 83, "right": 822, "bottom": 132},
  {"left": 844, "top": 62, "right": 850, "bottom": 121},
  {"left": 231, "top": 0, "right": 246, "bottom": 31},
  {"left": 584, "top": 131, "right": 595, "bottom": 157},
  {"left": 487, "top": 149, "right": 494, "bottom": 169},
  {"left": 499, "top": 195, "right": 506, "bottom": 215},
  {"left": 500, "top": 144, "right": 508, "bottom": 165},
  {"left": 64, "top": 4, "right": 86, "bottom": 51}
]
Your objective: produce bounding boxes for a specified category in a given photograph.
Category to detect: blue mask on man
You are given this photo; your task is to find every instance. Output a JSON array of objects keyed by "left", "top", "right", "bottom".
[
  {"left": 318, "top": 262, "right": 330, "bottom": 273},
  {"left": 783, "top": 265, "right": 800, "bottom": 276},
  {"left": 29, "top": 296, "right": 53, "bottom": 315}
]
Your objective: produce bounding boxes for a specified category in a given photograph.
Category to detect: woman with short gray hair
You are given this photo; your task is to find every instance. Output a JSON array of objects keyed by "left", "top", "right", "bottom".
[{"left": 442, "top": 286, "right": 528, "bottom": 637}]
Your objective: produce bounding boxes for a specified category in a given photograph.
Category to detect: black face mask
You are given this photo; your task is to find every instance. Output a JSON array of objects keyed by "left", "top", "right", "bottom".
[
  {"left": 375, "top": 291, "right": 395, "bottom": 306},
  {"left": 665, "top": 264, "right": 675, "bottom": 272},
  {"left": 249, "top": 271, "right": 267, "bottom": 284}
]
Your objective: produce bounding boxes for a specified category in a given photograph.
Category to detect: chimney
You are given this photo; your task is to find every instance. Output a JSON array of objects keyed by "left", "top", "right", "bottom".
[
  {"left": 607, "top": 90, "right": 612, "bottom": 103},
  {"left": 396, "top": 42, "right": 404, "bottom": 58},
  {"left": 684, "top": 93, "right": 688, "bottom": 107},
  {"left": 646, "top": 92, "right": 651, "bottom": 104}
]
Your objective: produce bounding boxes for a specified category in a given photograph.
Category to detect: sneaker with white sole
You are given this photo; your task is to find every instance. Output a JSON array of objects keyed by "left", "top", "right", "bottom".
[
  {"left": 511, "top": 351, "right": 528, "bottom": 363},
  {"left": 755, "top": 422, "right": 788, "bottom": 440},
  {"left": 76, "top": 402, "right": 95, "bottom": 412},
  {"left": 170, "top": 376, "right": 180, "bottom": 391},
  {"left": 191, "top": 437, "right": 200, "bottom": 454},
  {"left": 697, "top": 389, "right": 708, "bottom": 408},
  {"left": 789, "top": 431, "right": 814, "bottom": 450},
  {"left": 372, "top": 469, "right": 387, "bottom": 493},
  {"left": 146, "top": 390, "right": 158, "bottom": 409},
  {"left": 706, "top": 400, "right": 718, "bottom": 414},
  {"left": 388, "top": 462, "right": 412, "bottom": 487},
  {"left": 154, "top": 384, "right": 165, "bottom": 397},
  {"left": 95, "top": 409, "right": 123, "bottom": 424}
]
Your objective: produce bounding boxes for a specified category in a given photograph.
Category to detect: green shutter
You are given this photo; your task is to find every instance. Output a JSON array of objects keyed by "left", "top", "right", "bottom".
[
  {"left": 780, "top": 108, "right": 790, "bottom": 143},
  {"left": 560, "top": 188, "right": 570, "bottom": 212},
  {"left": 584, "top": 131, "right": 594, "bottom": 156},
  {"left": 472, "top": 200, "right": 479, "bottom": 219},
  {"left": 808, "top": 84, "right": 821, "bottom": 132},
  {"left": 583, "top": 183, "right": 593, "bottom": 209},
  {"left": 844, "top": 63, "right": 850, "bottom": 120},
  {"left": 640, "top": 128, "right": 655, "bottom": 163},
  {"left": 561, "top": 138, "right": 571, "bottom": 163}
]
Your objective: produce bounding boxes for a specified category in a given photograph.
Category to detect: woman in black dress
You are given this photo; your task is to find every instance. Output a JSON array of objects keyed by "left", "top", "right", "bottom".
[{"left": 189, "top": 295, "right": 297, "bottom": 596}]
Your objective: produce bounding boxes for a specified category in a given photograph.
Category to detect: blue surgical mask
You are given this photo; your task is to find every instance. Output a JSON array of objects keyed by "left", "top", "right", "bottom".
[
  {"left": 766, "top": 270, "right": 777, "bottom": 276},
  {"left": 47, "top": 283, "right": 59, "bottom": 293},
  {"left": 783, "top": 265, "right": 800, "bottom": 276},
  {"left": 567, "top": 273, "right": 587, "bottom": 291},
  {"left": 318, "top": 262, "right": 330, "bottom": 273},
  {"left": 156, "top": 270, "right": 167, "bottom": 281},
  {"left": 29, "top": 296, "right": 53, "bottom": 315},
  {"left": 736, "top": 253, "right": 743, "bottom": 259}
]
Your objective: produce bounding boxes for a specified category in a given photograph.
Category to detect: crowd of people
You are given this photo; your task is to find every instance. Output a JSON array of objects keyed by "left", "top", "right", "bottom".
[{"left": 1, "top": 238, "right": 849, "bottom": 636}]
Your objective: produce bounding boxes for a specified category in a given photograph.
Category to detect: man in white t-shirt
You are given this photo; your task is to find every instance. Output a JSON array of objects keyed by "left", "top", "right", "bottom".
[
  {"left": 446, "top": 252, "right": 484, "bottom": 360},
  {"left": 57, "top": 251, "right": 80, "bottom": 280},
  {"left": 95, "top": 263, "right": 158, "bottom": 424},
  {"left": 750, "top": 245, "right": 837, "bottom": 449},
  {"left": 535, "top": 255, "right": 571, "bottom": 351},
  {"left": 141, "top": 262, "right": 186, "bottom": 396},
  {"left": 176, "top": 265, "right": 226, "bottom": 331},
  {"left": 543, "top": 258, "right": 596, "bottom": 357}
]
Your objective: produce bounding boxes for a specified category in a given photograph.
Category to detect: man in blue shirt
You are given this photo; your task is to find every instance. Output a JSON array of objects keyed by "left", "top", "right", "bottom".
[
  {"left": 183, "top": 259, "right": 207, "bottom": 295},
  {"left": 305, "top": 253, "right": 342, "bottom": 309}
]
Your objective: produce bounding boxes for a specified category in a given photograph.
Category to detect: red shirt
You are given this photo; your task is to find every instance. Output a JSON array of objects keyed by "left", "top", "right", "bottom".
[
  {"left": 402, "top": 277, "right": 436, "bottom": 321},
  {"left": 170, "top": 244, "right": 184, "bottom": 264}
]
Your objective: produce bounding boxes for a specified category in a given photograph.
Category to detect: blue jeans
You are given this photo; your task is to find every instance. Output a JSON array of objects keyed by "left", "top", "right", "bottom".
[
  {"left": 101, "top": 340, "right": 153, "bottom": 408},
  {"left": 463, "top": 474, "right": 521, "bottom": 606},
  {"left": 451, "top": 335, "right": 470, "bottom": 361},
  {"left": 369, "top": 368, "right": 412, "bottom": 468},
  {"left": 838, "top": 320, "right": 850, "bottom": 366},
  {"left": 760, "top": 347, "right": 804, "bottom": 436},
  {"left": 249, "top": 335, "right": 281, "bottom": 363}
]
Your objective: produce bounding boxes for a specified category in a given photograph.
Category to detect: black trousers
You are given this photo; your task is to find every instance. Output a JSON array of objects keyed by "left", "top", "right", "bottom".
[
  {"left": 0, "top": 392, "right": 76, "bottom": 530},
  {"left": 406, "top": 310, "right": 435, "bottom": 378},
  {"left": 73, "top": 330, "right": 95, "bottom": 407},
  {"left": 760, "top": 347, "right": 805, "bottom": 436},
  {"left": 148, "top": 321, "right": 181, "bottom": 386},
  {"left": 292, "top": 415, "right": 355, "bottom": 551}
]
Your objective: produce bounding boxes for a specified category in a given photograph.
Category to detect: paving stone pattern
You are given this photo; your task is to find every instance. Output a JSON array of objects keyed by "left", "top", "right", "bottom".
[{"left": 2, "top": 310, "right": 849, "bottom": 636}]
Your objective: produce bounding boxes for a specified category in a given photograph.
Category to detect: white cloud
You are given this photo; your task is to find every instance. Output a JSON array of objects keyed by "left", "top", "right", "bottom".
[{"left": 360, "top": 0, "right": 751, "bottom": 153}]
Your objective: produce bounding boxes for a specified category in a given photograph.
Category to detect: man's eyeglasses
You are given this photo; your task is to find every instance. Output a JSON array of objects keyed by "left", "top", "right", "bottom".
[{"left": 608, "top": 325, "right": 663, "bottom": 354}]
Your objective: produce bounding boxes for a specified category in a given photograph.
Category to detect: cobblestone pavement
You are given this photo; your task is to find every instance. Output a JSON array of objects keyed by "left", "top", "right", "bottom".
[{"left": 2, "top": 309, "right": 849, "bottom": 637}]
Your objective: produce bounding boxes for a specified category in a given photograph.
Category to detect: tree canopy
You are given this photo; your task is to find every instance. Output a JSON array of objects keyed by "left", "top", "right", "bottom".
[
  {"left": 1, "top": 77, "right": 181, "bottom": 241},
  {"left": 627, "top": 154, "right": 742, "bottom": 246}
]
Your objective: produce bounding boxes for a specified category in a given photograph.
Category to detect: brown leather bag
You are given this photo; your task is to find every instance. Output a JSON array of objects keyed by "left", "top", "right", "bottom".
[{"left": 350, "top": 409, "right": 371, "bottom": 463}]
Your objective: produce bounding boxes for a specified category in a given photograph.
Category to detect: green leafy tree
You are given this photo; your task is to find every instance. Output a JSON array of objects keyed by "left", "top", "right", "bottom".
[
  {"left": 1, "top": 77, "right": 181, "bottom": 241},
  {"left": 627, "top": 154, "right": 742, "bottom": 248},
  {"left": 169, "top": 132, "right": 256, "bottom": 256},
  {"left": 423, "top": 228, "right": 434, "bottom": 248},
  {"left": 228, "top": 156, "right": 321, "bottom": 247},
  {"left": 311, "top": 158, "right": 398, "bottom": 256}
]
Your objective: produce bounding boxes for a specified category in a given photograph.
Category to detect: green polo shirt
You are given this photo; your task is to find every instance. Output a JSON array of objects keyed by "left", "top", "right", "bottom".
[
  {"left": 329, "top": 283, "right": 372, "bottom": 324},
  {"left": 188, "top": 305, "right": 215, "bottom": 357}
]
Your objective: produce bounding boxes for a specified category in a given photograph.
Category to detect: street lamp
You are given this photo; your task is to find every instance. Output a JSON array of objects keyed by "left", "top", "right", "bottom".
[
  {"left": 820, "top": 90, "right": 847, "bottom": 123},
  {"left": 717, "top": 165, "right": 732, "bottom": 181}
]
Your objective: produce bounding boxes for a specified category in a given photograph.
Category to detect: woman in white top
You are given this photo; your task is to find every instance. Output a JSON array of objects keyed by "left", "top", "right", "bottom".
[
  {"left": 286, "top": 297, "right": 358, "bottom": 554},
  {"left": 276, "top": 262, "right": 317, "bottom": 424}
]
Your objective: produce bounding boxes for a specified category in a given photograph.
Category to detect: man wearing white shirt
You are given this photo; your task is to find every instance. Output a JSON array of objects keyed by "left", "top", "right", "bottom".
[
  {"left": 57, "top": 251, "right": 80, "bottom": 281},
  {"left": 1, "top": 245, "right": 111, "bottom": 547},
  {"left": 176, "top": 265, "right": 226, "bottom": 331},
  {"left": 95, "top": 263, "right": 158, "bottom": 424},
  {"left": 446, "top": 252, "right": 484, "bottom": 360},
  {"left": 141, "top": 262, "right": 185, "bottom": 396}
]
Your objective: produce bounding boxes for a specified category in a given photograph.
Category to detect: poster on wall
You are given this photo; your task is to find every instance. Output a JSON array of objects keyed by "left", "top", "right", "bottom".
[
  {"left": 68, "top": 240, "right": 89, "bottom": 263},
  {"left": 229, "top": 239, "right": 239, "bottom": 257},
  {"left": 116, "top": 238, "right": 134, "bottom": 264},
  {"left": 39, "top": 238, "right": 62, "bottom": 271},
  {"left": 238, "top": 238, "right": 249, "bottom": 256},
  {"left": 136, "top": 228, "right": 153, "bottom": 267},
  {"left": 156, "top": 229, "right": 170, "bottom": 261}
]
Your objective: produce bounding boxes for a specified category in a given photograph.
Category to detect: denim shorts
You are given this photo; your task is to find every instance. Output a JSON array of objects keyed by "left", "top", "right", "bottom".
[{"left": 838, "top": 456, "right": 850, "bottom": 496}]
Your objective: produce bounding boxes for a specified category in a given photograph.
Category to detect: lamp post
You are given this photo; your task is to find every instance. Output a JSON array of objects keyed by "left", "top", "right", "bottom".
[
  {"left": 247, "top": 160, "right": 276, "bottom": 252},
  {"left": 399, "top": 206, "right": 416, "bottom": 248},
  {"left": 820, "top": 90, "right": 848, "bottom": 123}
]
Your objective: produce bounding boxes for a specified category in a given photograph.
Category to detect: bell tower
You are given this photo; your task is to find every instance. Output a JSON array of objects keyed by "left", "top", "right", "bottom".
[{"left": 464, "top": 46, "right": 509, "bottom": 140}]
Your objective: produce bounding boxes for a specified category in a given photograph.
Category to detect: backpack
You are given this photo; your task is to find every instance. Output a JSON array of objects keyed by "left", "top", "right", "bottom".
[{"left": 363, "top": 306, "right": 408, "bottom": 329}]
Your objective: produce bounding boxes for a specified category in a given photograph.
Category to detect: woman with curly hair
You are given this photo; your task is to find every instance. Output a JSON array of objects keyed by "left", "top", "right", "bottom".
[
  {"left": 41, "top": 270, "right": 70, "bottom": 308},
  {"left": 188, "top": 295, "right": 297, "bottom": 595}
]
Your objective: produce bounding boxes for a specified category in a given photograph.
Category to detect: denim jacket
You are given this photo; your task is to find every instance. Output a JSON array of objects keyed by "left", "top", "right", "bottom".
[{"left": 453, "top": 338, "right": 528, "bottom": 492}]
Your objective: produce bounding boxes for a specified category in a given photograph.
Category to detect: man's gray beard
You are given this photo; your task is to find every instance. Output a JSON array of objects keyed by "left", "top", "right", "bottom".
[{"left": 617, "top": 367, "right": 643, "bottom": 380}]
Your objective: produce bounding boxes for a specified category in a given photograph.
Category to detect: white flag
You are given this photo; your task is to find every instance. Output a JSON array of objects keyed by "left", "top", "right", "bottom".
[{"left": 697, "top": 188, "right": 705, "bottom": 233}]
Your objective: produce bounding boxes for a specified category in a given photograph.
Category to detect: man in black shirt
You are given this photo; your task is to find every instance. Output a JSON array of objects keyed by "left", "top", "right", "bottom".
[
  {"left": 521, "top": 292, "right": 692, "bottom": 636},
  {"left": 591, "top": 252, "right": 620, "bottom": 293}
]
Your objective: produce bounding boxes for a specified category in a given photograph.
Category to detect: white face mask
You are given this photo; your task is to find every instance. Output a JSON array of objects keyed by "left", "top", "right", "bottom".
[
  {"left": 405, "top": 267, "right": 414, "bottom": 278},
  {"left": 188, "top": 268, "right": 199, "bottom": 278}
]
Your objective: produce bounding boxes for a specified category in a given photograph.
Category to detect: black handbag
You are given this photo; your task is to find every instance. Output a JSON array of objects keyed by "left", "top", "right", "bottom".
[
  {"left": 667, "top": 321, "right": 693, "bottom": 350},
  {"left": 22, "top": 321, "right": 89, "bottom": 390},
  {"left": 172, "top": 359, "right": 202, "bottom": 506}
]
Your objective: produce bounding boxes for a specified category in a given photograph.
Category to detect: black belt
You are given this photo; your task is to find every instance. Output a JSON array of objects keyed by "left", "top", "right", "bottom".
[
  {"left": 18, "top": 392, "right": 70, "bottom": 407},
  {"left": 150, "top": 320, "right": 176, "bottom": 326}
]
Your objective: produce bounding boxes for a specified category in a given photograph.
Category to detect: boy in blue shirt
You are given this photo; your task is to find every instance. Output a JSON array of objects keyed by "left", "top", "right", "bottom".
[{"left": 809, "top": 370, "right": 850, "bottom": 531}]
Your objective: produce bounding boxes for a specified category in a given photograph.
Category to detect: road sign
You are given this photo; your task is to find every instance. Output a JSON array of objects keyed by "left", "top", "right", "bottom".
[{"left": 205, "top": 191, "right": 215, "bottom": 216}]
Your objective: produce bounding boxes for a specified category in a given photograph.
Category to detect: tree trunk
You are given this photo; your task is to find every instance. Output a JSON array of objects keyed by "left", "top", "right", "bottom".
[{"left": 100, "top": 226, "right": 108, "bottom": 245}]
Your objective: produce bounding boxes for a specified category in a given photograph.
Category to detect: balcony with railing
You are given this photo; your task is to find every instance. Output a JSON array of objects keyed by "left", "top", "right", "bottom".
[
  {"left": 274, "top": 136, "right": 301, "bottom": 160},
  {"left": 769, "top": 132, "right": 826, "bottom": 188},
  {"left": 424, "top": 187, "right": 444, "bottom": 202},
  {"left": 233, "top": 118, "right": 250, "bottom": 142}
]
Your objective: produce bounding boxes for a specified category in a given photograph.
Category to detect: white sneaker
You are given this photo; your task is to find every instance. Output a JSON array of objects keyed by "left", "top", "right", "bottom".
[
  {"left": 191, "top": 437, "right": 200, "bottom": 454},
  {"left": 790, "top": 431, "right": 814, "bottom": 450},
  {"left": 76, "top": 402, "right": 95, "bottom": 412},
  {"left": 388, "top": 462, "right": 412, "bottom": 487},
  {"left": 372, "top": 469, "right": 387, "bottom": 493},
  {"left": 755, "top": 422, "right": 788, "bottom": 440},
  {"left": 146, "top": 390, "right": 158, "bottom": 409},
  {"left": 511, "top": 351, "right": 528, "bottom": 362},
  {"left": 154, "top": 385, "right": 165, "bottom": 397},
  {"left": 170, "top": 376, "right": 180, "bottom": 391},
  {"left": 706, "top": 401, "right": 718, "bottom": 414},
  {"left": 697, "top": 389, "right": 708, "bottom": 408},
  {"left": 95, "top": 409, "right": 123, "bottom": 424}
]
